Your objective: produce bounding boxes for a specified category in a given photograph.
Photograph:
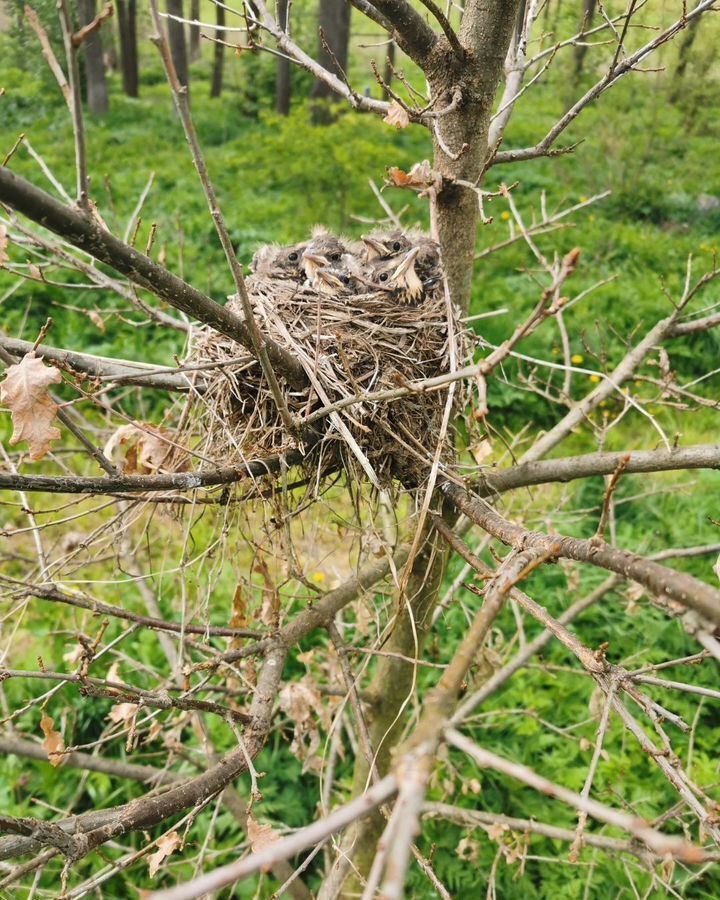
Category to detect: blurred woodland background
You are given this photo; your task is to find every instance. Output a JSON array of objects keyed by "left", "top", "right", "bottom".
[{"left": 1, "top": 1, "right": 720, "bottom": 898}]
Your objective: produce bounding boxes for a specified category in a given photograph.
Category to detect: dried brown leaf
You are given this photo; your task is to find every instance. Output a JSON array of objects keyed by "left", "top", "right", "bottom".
[
  {"left": 86, "top": 310, "right": 106, "bottom": 333},
  {"left": 386, "top": 160, "right": 439, "bottom": 192},
  {"left": 247, "top": 814, "right": 281, "bottom": 855},
  {"left": 0, "top": 352, "right": 62, "bottom": 460},
  {"left": 148, "top": 831, "right": 181, "bottom": 877},
  {"left": 383, "top": 100, "right": 410, "bottom": 129},
  {"left": 0, "top": 223, "right": 8, "bottom": 265},
  {"left": 107, "top": 701, "right": 138, "bottom": 727},
  {"left": 40, "top": 711, "right": 65, "bottom": 767},
  {"left": 103, "top": 423, "right": 188, "bottom": 474}
]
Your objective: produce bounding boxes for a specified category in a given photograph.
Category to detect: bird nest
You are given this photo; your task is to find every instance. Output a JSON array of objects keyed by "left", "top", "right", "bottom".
[{"left": 182, "top": 233, "right": 470, "bottom": 491}]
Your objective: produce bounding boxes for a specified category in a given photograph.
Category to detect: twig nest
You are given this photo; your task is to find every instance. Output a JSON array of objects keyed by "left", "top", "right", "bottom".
[{"left": 184, "top": 234, "right": 469, "bottom": 490}]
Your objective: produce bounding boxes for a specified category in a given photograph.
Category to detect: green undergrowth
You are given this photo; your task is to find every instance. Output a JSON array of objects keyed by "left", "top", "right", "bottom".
[{"left": 1, "top": 13, "right": 720, "bottom": 899}]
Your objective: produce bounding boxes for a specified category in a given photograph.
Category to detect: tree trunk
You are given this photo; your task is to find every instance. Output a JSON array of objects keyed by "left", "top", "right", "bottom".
[
  {"left": 333, "top": 529, "right": 450, "bottom": 898},
  {"left": 310, "top": 0, "right": 351, "bottom": 122},
  {"left": 573, "top": 0, "right": 597, "bottom": 80},
  {"left": 431, "top": 0, "right": 522, "bottom": 315},
  {"left": 670, "top": 14, "right": 701, "bottom": 99},
  {"left": 79, "top": 0, "right": 109, "bottom": 115},
  {"left": 328, "top": 9, "right": 523, "bottom": 892},
  {"left": 382, "top": 38, "right": 395, "bottom": 101},
  {"left": 166, "top": 0, "right": 189, "bottom": 93},
  {"left": 189, "top": 0, "right": 201, "bottom": 61},
  {"left": 210, "top": 2, "right": 225, "bottom": 98},
  {"left": 116, "top": 0, "right": 139, "bottom": 98},
  {"left": 276, "top": 0, "right": 291, "bottom": 115}
]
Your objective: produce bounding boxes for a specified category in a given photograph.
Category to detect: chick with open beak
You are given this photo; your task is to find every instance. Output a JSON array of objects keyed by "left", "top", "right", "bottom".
[
  {"left": 368, "top": 246, "right": 424, "bottom": 304},
  {"left": 250, "top": 242, "right": 307, "bottom": 281},
  {"left": 302, "top": 249, "right": 365, "bottom": 296},
  {"left": 361, "top": 229, "right": 412, "bottom": 261}
]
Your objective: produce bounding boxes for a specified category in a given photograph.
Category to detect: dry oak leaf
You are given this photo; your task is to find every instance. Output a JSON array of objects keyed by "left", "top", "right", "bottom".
[
  {"left": 103, "top": 423, "right": 188, "bottom": 474},
  {"left": 0, "top": 223, "right": 9, "bottom": 266},
  {"left": 0, "top": 352, "right": 62, "bottom": 461},
  {"left": 247, "top": 813, "right": 281, "bottom": 856},
  {"left": 40, "top": 711, "right": 65, "bottom": 767},
  {"left": 383, "top": 100, "right": 410, "bottom": 129},
  {"left": 107, "top": 701, "right": 138, "bottom": 728},
  {"left": 148, "top": 830, "right": 182, "bottom": 878},
  {"left": 386, "top": 159, "right": 440, "bottom": 192}
]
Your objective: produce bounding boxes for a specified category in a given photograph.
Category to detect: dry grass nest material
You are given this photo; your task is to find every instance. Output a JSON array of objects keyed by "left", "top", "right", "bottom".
[{"left": 184, "top": 274, "right": 470, "bottom": 489}]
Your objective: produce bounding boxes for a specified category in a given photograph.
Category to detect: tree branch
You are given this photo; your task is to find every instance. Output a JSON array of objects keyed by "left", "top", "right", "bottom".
[
  {"left": 0, "top": 167, "right": 306, "bottom": 388},
  {"left": 441, "top": 482, "right": 720, "bottom": 627},
  {"left": 474, "top": 444, "right": 720, "bottom": 496}
]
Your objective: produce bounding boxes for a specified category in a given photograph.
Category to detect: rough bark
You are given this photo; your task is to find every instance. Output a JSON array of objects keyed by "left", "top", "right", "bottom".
[
  {"left": 166, "top": 0, "right": 189, "bottom": 91},
  {"left": 276, "top": 0, "right": 291, "bottom": 114},
  {"left": 430, "top": 0, "right": 523, "bottom": 313},
  {"left": 334, "top": 528, "right": 450, "bottom": 897},
  {"left": 210, "top": 1, "right": 224, "bottom": 98},
  {"left": 116, "top": 0, "right": 139, "bottom": 97},
  {"left": 78, "top": 0, "right": 109, "bottom": 115}
]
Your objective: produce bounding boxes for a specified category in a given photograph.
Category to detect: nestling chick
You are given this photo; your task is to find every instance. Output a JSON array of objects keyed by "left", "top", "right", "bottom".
[
  {"left": 362, "top": 229, "right": 442, "bottom": 293},
  {"left": 250, "top": 242, "right": 307, "bottom": 281},
  {"left": 361, "top": 229, "right": 413, "bottom": 261},
  {"left": 303, "top": 251, "right": 365, "bottom": 296},
  {"left": 367, "top": 246, "right": 424, "bottom": 304}
]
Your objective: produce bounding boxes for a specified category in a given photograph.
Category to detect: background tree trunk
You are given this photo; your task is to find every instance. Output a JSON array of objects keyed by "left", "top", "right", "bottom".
[
  {"left": 310, "top": 0, "right": 351, "bottom": 122},
  {"left": 189, "top": 0, "right": 201, "bottom": 61},
  {"left": 573, "top": 0, "right": 597, "bottom": 80},
  {"left": 670, "top": 15, "right": 701, "bottom": 99},
  {"left": 78, "top": 0, "right": 109, "bottom": 115},
  {"left": 210, "top": 2, "right": 224, "bottom": 98},
  {"left": 116, "top": 0, "right": 139, "bottom": 98},
  {"left": 276, "top": 0, "right": 291, "bottom": 115},
  {"left": 166, "top": 0, "right": 189, "bottom": 93},
  {"left": 382, "top": 38, "right": 395, "bottom": 101}
]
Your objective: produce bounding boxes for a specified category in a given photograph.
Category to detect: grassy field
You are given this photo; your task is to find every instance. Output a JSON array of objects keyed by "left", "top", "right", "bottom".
[{"left": 1, "top": 5, "right": 720, "bottom": 897}]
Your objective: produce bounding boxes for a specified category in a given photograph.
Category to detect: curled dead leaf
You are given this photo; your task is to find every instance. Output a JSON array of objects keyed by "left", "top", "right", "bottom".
[
  {"left": 0, "top": 352, "right": 62, "bottom": 460},
  {"left": 383, "top": 100, "right": 410, "bottom": 129},
  {"left": 86, "top": 310, "right": 106, "bottom": 333},
  {"left": 0, "top": 223, "right": 9, "bottom": 265},
  {"left": 103, "top": 423, "right": 189, "bottom": 474},
  {"left": 247, "top": 813, "right": 281, "bottom": 855},
  {"left": 40, "top": 711, "right": 65, "bottom": 767},
  {"left": 386, "top": 160, "right": 439, "bottom": 193},
  {"left": 107, "top": 701, "right": 138, "bottom": 728},
  {"left": 148, "top": 830, "right": 182, "bottom": 877}
]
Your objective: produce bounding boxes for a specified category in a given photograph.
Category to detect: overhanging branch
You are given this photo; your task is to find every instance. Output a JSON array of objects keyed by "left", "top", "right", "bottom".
[{"left": 0, "top": 167, "right": 306, "bottom": 388}]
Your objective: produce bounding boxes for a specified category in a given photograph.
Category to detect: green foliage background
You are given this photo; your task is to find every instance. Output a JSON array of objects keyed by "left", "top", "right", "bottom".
[{"left": 1, "top": 1, "right": 719, "bottom": 897}]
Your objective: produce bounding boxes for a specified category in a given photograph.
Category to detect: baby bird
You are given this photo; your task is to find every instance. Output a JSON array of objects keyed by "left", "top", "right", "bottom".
[
  {"left": 303, "top": 250, "right": 365, "bottom": 296},
  {"left": 362, "top": 229, "right": 442, "bottom": 296},
  {"left": 361, "top": 229, "right": 413, "bottom": 261},
  {"left": 250, "top": 241, "right": 307, "bottom": 281},
  {"left": 367, "top": 246, "right": 424, "bottom": 304}
]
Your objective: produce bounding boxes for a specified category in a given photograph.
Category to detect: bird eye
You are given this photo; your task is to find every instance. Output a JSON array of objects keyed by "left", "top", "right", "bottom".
[
  {"left": 341, "top": 275, "right": 350, "bottom": 285},
  {"left": 329, "top": 252, "right": 341, "bottom": 262},
  {"left": 379, "top": 273, "right": 389, "bottom": 282},
  {"left": 288, "top": 252, "right": 299, "bottom": 262},
  {"left": 392, "top": 241, "right": 402, "bottom": 252}
]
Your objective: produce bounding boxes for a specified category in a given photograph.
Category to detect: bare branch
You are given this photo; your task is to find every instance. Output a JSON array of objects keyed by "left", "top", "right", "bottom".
[
  {"left": 441, "top": 483, "right": 720, "bottom": 628},
  {"left": 0, "top": 168, "right": 307, "bottom": 388},
  {"left": 491, "top": 0, "right": 716, "bottom": 165}
]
